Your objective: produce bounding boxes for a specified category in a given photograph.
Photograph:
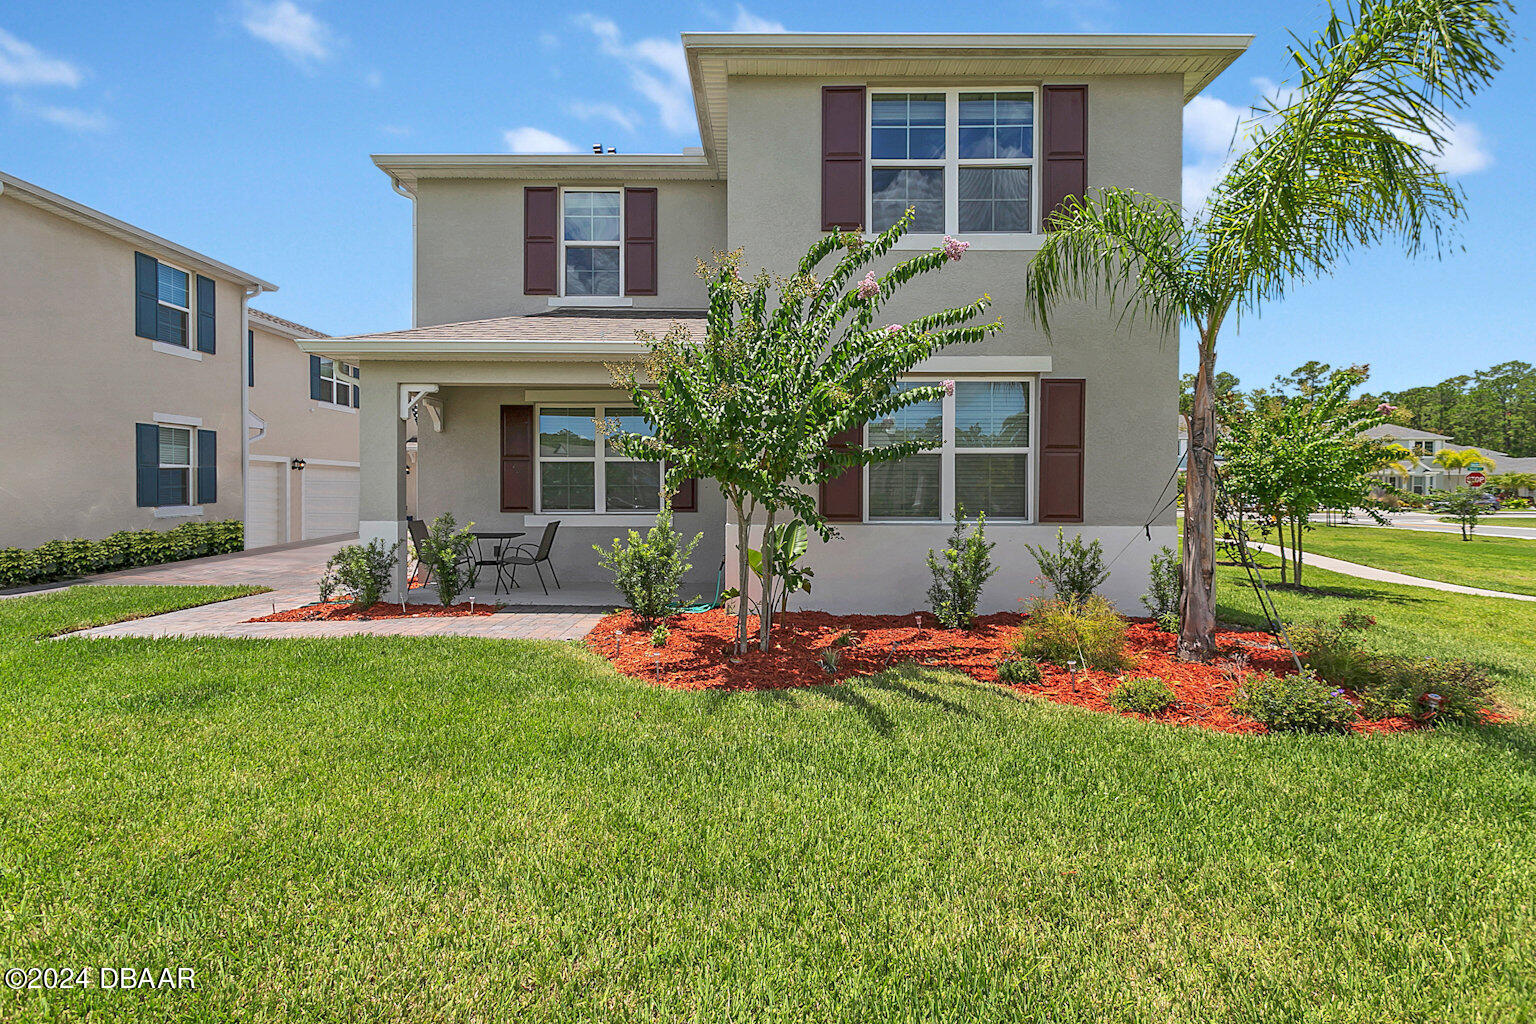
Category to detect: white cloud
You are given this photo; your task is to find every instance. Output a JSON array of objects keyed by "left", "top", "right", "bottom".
[
  {"left": 565, "top": 100, "right": 637, "bottom": 133},
  {"left": 10, "top": 95, "right": 109, "bottom": 132},
  {"left": 0, "top": 27, "right": 83, "bottom": 87},
  {"left": 241, "top": 1, "right": 333, "bottom": 64},
  {"left": 1413, "top": 119, "right": 1492, "bottom": 176},
  {"left": 730, "top": 6, "right": 786, "bottom": 32},
  {"left": 574, "top": 13, "right": 695, "bottom": 134},
  {"left": 504, "top": 126, "right": 580, "bottom": 153}
]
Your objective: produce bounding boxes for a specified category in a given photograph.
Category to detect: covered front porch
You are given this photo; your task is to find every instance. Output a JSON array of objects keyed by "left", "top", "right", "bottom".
[{"left": 304, "top": 310, "right": 726, "bottom": 605}]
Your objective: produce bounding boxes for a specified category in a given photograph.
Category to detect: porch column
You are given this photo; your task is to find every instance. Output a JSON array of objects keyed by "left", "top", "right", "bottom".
[{"left": 358, "top": 372, "right": 410, "bottom": 601}]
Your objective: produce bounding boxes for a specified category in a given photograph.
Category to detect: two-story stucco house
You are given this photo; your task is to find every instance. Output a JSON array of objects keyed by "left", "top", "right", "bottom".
[
  {"left": 0, "top": 170, "right": 361, "bottom": 552},
  {"left": 308, "top": 32, "right": 1251, "bottom": 611}
]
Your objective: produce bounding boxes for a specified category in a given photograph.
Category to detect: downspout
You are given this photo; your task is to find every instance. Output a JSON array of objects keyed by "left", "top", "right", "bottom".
[
  {"left": 388, "top": 173, "right": 418, "bottom": 327},
  {"left": 240, "top": 285, "right": 263, "bottom": 546}
]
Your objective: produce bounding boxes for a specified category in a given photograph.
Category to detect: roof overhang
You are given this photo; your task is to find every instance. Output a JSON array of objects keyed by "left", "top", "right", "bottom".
[
  {"left": 682, "top": 32, "right": 1253, "bottom": 174},
  {"left": 374, "top": 153, "right": 720, "bottom": 195},
  {"left": 297, "top": 338, "right": 650, "bottom": 362},
  {"left": 0, "top": 170, "right": 278, "bottom": 292}
]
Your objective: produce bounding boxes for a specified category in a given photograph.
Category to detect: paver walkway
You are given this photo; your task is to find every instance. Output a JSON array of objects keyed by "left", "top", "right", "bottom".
[
  {"left": 1249, "top": 543, "right": 1536, "bottom": 603},
  {"left": 39, "top": 540, "right": 605, "bottom": 641}
]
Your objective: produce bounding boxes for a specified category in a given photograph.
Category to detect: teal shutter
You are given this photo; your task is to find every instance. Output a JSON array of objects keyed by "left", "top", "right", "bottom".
[
  {"left": 196, "top": 430, "right": 218, "bottom": 505},
  {"left": 134, "top": 253, "right": 158, "bottom": 339},
  {"left": 195, "top": 276, "right": 216, "bottom": 353},
  {"left": 135, "top": 423, "right": 160, "bottom": 506},
  {"left": 309, "top": 355, "right": 322, "bottom": 400},
  {"left": 352, "top": 365, "right": 360, "bottom": 408},
  {"left": 247, "top": 329, "right": 255, "bottom": 386}
]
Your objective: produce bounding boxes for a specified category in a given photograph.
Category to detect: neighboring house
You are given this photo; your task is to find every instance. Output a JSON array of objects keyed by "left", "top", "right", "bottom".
[
  {"left": 1360, "top": 424, "right": 1536, "bottom": 495},
  {"left": 245, "top": 309, "right": 363, "bottom": 547},
  {"left": 0, "top": 170, "right": 275, "bottom": 550},
  {"left": 306, "top": 32, "right": 1251, "bottom": 610}
]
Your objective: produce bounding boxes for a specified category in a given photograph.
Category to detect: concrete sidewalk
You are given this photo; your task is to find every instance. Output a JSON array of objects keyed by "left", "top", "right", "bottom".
[{"left": 1250, "top": 543, "right": 1536, "bottom": 603}]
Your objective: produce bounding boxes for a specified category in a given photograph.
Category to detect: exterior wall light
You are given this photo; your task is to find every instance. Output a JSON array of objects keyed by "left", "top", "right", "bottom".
[{"left": 291, "top": 458, "right": 307, "bottom": 471}]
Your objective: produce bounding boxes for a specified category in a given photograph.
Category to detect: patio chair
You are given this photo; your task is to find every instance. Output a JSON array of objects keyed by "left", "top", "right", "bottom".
[
  {"left": 407, "top": 517, "right": 473, "bottom": 591},
  {"left": 504, "top": 521, "right": 561, "bottom": 595}
]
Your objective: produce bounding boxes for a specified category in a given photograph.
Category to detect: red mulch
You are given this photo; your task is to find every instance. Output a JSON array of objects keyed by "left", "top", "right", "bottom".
[
  {"left": 248, "top": 600, "right": 495, "bottom": 622},
  {"left": 582, "top": 609, "right": 1456, "bottom": 735}
]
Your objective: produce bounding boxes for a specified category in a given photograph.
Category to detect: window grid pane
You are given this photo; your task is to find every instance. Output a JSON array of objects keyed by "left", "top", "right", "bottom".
[
  {"left": 958, "top": 92, "right": 1034, "bottom": 159},
  {"left": 605, "top": 461, "right": 662, "bottom": 512},
  {"left": 868, "top": 455, "right": 941, "bottom": 520},
  {"left": 867, "top": 388, "right": 942, "bottom": 448},
  {"left": 156, "top": 305, "right": 187, "bottom": 347},
  {"left": 871, "top": 93, "right": 946, "bottom": 160},
  {"left": 958, "top": 167, "right": 1032, "bottom": 234},
  {"left": 539, "top": 407, "right": 597, "bottom": 457},
  {"left": 564, "top": 246, "right": 620, "bottom": 297},
  {"left": 955, "top": 382, "right": 1029, "bottom": 447},
  {"left": 540, "top": 461, "right": 595, "bottom": 511},
  {"left": 957, "top": 454, "right": 1028, "bottom": 519},
  {"left": 870, "top": 168, "right": 945, "bottom": 234},
  {"left": 157, "top": 265, "right": 189, "bottom": 307}
]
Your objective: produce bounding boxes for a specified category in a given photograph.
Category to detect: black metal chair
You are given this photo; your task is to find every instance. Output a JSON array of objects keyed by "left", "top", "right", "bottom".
[
  {"left": 407, "top": 517, "right": 473, "bottom": 590},
  {"left": 505, "top": 521, "right": 561, "bottom": 595}
]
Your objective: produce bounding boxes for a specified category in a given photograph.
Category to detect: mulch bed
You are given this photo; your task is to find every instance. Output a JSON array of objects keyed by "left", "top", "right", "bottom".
[
  {"left": 248, "top": 600, "right": 496, "bottom": 622},
  {"left": 582, "top": 609, "right": 1437, "bottom": 735}
]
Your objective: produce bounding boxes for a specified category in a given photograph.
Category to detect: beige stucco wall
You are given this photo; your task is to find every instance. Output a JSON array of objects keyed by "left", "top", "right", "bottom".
[
  {"left": 414, "top": 179, "right": 726, "bottom": 326},
  {"left": 247, "top": 323, "right": 362, "bottom": 542},
  {"left": 0, "top": 196, "right": 247, "bottom": 549}
]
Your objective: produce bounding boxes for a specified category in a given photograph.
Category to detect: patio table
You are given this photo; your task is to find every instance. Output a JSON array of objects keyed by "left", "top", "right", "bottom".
[{"left": 469, "top": 531, "right": 525, "bottom": 594}]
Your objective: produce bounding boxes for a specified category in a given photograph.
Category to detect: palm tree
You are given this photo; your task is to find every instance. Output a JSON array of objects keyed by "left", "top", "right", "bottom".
[
  {"left": 1023, "top": 0, "right": 1511, "bottom": 660},
  {"left": 1432, "top": 447, "right": 1496, "bottom": 473}
]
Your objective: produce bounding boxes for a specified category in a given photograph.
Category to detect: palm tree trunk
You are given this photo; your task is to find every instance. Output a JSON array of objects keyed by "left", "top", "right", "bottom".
[
  {"left": 734, "top": 498, "right": 752, "bottom": 654},
  {"left": 1178, "top": 346, "right": 1219, "bottom": 662},
  {"left": 758, "top": 507, "right": 776, "bottom": 652}
]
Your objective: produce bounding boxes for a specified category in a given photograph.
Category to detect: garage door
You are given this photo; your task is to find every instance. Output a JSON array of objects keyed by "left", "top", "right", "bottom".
[
  {"left": 245, "top": 460, "right": 286, "bottom": 549},
  {"left": 302, "top": 464, "right": 360, "bottom": 540}
]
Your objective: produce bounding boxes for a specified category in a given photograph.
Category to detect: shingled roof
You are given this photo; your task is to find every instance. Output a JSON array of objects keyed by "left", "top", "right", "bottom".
[{"left": 328, "top": 308, "right": 707, "bottom": 344}]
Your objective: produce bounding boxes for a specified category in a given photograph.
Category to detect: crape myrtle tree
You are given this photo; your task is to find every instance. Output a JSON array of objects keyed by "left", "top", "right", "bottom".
[
  {"left": 607, "top": 209, "right": 1002, "bottom": 654},
  {"left": 1023, "top": 0, "right": 1512, "bottom": 660},
  {"left": 1220, "top": 368, "right": 1392, "bottom": 586}
]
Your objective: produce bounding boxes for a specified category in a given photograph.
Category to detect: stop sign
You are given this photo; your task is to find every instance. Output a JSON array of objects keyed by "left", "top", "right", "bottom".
[{"left": 1467, "top": 471, "right": 1486, "bottom": 487}]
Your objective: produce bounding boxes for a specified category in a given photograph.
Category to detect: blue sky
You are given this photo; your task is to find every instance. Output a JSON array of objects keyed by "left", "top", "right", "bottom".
[{"left": 1, "top": 0, "right": 1529, "bottom": 392}]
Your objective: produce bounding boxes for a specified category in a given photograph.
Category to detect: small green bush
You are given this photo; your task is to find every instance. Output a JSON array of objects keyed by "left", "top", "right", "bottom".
[
  {"left": 1353, "top": 658, "right": 1492, "bottom": 724},
  {"left": 925, "top": 508, "right": 998, "bottom": 629},
  {"left": 1286, "top": 619, "right": 1371, "bottom": 690},
  {"left": 594, "top": 505, "right": 702, "bottom": 627},
  {"left": 0, "top": 520, "right": 244, "bottom": 590},
  {"left": 1015, "top": 594, "right": 1129, "bottom": 671},
  {"left": 417, "top": 512, "right": 477, "bottom": 606},
  {"left": 1155, "top": 611, "right": 1180, "bottom": 634},
  {"left": 995, "top": 657, "right": 1042, "bottom": 685},
  {"left": 1023, "top": 527, "right": 1110, "bottom": 605},
  {"left": 1338, "top": 608, "right": 1377, "bottom": 631},
  {"left": 319, "top": 539, "right": 400, "bottom": 607},
  {"left": 1140, "top": 545, "right": 1181, "bottom": 619},
  {"left": 1504, "top": 497, "right": 1531, "bottom": 510},
  {"left": 1231, "top": 671, "right": 1357, "bottom": 733},
  {"left": 650, "top": 622, "right": 669, "bottom": 647},
  {"left": 1108, "top": 676, "right": 1176, "bottom": 715}
]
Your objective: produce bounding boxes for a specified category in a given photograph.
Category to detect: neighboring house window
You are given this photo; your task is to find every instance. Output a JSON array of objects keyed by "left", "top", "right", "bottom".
[
  {"left": 561, "top": 190, "right": 621, "bottom": 297},
  {"left": 865, "top": 380, "right": 1032, "bottom": 521},
  {"left": 1413, "top": 440, "right": 1437, "bottom": 458},
  {"left": 869, "top": 89, "right": 1036, "bottom": 236},
  {"left": 536, "top": 405, "right": 661, "bottom": 512},
  {"left": 157, "top": 426, "right": 194, "bottom": 505},
  {"left": 247, "top": 329, "right": 255, "bottom": 386},
  {"left": 156, "top": 264, "right": 191, "bottom": 347},
  {"left": 317, "top": 358, "right": 356, "bottom": 406}
]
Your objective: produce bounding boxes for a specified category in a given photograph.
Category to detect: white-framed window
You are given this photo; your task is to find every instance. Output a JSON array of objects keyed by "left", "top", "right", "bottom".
[
  {"left": 1412, "top": 440, "right": 1437, "bottom": 458},
  {"left": 868, "top": 88, "right": 1038, "bottom": 238},
  {"left": 155, "top": 262, "right": 191, "bottom": 348},
  {"left": 536, "top": 405, "right": 662, "bottom": 513},
  {"left": 317, "top": 358, "right": 357, "bottom": 407},
  {"left": 157, "top": 425, "right": 194, "bottom": 506},
  {"left": 865, "top": 379, "right": 1033, "bottom": 522},
  {"left": 560, "top": 189, "right": 622, "bottom": 297}
]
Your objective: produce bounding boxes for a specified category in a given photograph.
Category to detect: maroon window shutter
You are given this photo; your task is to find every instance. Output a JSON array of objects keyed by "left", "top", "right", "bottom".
[
  {"left": 819, "top": 425, "right": 864, "bottom": 522},
  {"left": 669, "top": 477, "right": 697, "bottom": 513},
  {"left": 501, "top": 405, "right": 536, "bottom": 512},
  {"left": 523, "top": 187, "right": 559, "bottom": 295},
  {"left": 821, "top": 86, "right": 866, "bottom": 232},
  {"left": 1041, "top": 85, "right": 1088, "bottom": 231},
  {"left": 624, "top": 187, "right": 658, "bottom": 296},
  {"left": 1038, "top": 379, "right": 1085, "bottom": 523}
]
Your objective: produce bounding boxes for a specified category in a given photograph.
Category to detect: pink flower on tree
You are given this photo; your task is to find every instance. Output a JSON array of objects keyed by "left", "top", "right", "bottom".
[
  {"left": 942, "top": 236, "right": 970, "bottom": 261},
  {"left": 857, "top": 271, "right": 880, "bottom": 299},
  {"left": 1376, "top": 402, "right": 1397, "bottom": 414},
  {"left": 883, "top": 324, "right": 902, "bottom": 336},
  {"left": 941, "top": 379, "right": 956, "bottom": 396}
]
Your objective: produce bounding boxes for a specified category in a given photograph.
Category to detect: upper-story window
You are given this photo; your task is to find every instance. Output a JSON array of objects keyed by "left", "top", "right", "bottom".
[
  {"left": 317, "top": 357, "right": 357, "bottom": 407},
  {"left": 869, "top": 89, "right": 1037, "bottom": 236},
  {"left": 562, "top": 190, "right": 622, "bottom": 297},
  {"left": 156, "top": 263, "right": 191, "bottom": 347}
]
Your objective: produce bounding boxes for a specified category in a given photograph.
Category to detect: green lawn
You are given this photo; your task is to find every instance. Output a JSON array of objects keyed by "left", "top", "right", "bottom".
[
  {"left": 1, "top": 582, "right": 1533, "bottom": 1022},
  {"left": 1294, "top": 524, "right": 1536, "bottom": 597}
]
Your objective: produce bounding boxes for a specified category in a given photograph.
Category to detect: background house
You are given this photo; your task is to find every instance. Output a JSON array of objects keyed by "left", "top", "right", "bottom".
[
  {"left": 310, "top": 32, "right": 1251, "bottom": 611},
  {"left": 1362, "top": 423, "right": 1536, "bottom": 495}
]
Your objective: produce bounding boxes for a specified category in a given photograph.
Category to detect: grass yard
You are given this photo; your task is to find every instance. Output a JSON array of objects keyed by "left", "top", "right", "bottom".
[
  {"left": 1, "top": 582, "right": 1534, "bottom": 1022},
  {"left": 1293, "top": 524, "right": 1536, "bottom": 597}
]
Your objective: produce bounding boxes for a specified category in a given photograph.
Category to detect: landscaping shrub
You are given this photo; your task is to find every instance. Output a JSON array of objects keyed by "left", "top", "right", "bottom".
[
  {"left": 417, "top": 512, "right": 477, "bottom": 607},
  {"left": 995, "top": 657, "right": 1041, "bottom": 685},
  {"left": 318, "top": 539, "right": 400, "bottom": 607},
  {"left": 1014, "top": 595, "right": 1129, "bottom": 671},
  {"left": 650, "top": 622, "right": 669, "bottom": 647},
  {"left": 1023, "top": 528, "right": 1110, "bottom": 605},
  {"left": 1351, "top": 658, "right": 1492, "bottom": 724},
  {"left": 594, "top": 504, "right": 702, "bottom": 627},
  {"left": 1338, "top": 607, "right": 1377, "bottom": 631},
  {"left": 1140, "top": 545, "right": 1181, "bottom": 620},
  {"left": 1155, "top": 611, "right": 1180, "bottom": 634},
  {"left": 1286, "top": 619, "right": 1372, "bottom": 690},
  {"left": 1108, "top": 676, "right": 1176, "bottom": 715},
  {"left": 0, "top": 520, "right": 244, "bottom": 590},
  {"left": 925, "top": 508, "right": 998, "bottom": 629},
  {"left": 1504, "top": 497, "right": 1531, "bottom": 510},
  {"left": 1231, "top": 671, "right": 1357, "bottom": 733}
]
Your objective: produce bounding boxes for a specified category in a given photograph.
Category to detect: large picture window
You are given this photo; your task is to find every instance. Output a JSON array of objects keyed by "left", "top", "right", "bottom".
[
  {"left": 561, "top": 190, "right": 622, "bottom": 297},
  {"left": 869, "top": 89, "right": 1037, "bottom": 237},
  {"left": 537, "top": 405, "right": 662, "bottom": 513},
  {"left": 865, "top": 380, "right": 1032, "bottom": 522}
]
